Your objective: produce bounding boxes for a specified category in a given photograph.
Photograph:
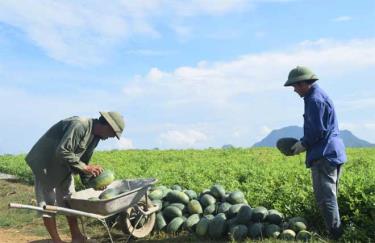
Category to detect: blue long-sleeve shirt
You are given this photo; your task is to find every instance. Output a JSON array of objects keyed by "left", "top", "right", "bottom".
[{"left": 301, "top": 84, "right": 347, "bottom": 167}]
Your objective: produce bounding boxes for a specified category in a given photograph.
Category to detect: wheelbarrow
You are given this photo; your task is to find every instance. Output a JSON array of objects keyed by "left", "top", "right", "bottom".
[{"left": 9, "top": 178, "right": 159, "bottom": 243}]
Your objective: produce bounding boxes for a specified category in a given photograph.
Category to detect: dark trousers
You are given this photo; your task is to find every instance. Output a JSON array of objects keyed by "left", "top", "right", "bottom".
[{"left": 311, "top": 159, "right": 343, "bottom": 239}]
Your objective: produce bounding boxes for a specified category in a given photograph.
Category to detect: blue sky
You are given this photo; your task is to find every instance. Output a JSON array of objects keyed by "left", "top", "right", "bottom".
[{"left": 0, "top": 0, "right": 374, "bottom": 154}]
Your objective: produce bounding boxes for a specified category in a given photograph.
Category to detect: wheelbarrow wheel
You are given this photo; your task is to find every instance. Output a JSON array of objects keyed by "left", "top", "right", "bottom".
[{"left": 118, "top": 197, "right": 156, "bottom": 238}]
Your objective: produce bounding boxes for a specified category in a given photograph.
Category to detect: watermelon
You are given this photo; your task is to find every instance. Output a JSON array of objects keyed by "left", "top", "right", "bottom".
[
  {"left": 155, "top": 212, "right": 167, "bottom": 231},
  {"left": 248, "top": 223, "right": 264, "bottom": 239},
  {"left": 276, "top": 137, "right": 298, "bottom": 156},
  {"left": 204, "top": 214, "right": 215, "bottom": 220},
  {"left": 288, "top": 216, "right": 308, "bottom": 225},
  {"left": 230, "top": 224, "right": 248, "bottom": 242},
  {"left": 226, "top": 217, "right": 239, "bottom": 232},
  {"left": 196, "top": 217, "right": 210, "bottom": 237},
  {"left": 200, "top": 194, "right": 216, "bottom": 208},
  {"left": 208, "top": 213, "right": 227, "bottom": 239},
  {"left": 162, "top": 200, "right": 170, "bottom": 209},
  {"left": 280, "top": 221, "right": 290, "bottom": 230},
  {"left": 200, "top": 189, "right": 211, "bottom": 196},
  {"left": 227, "top": 191, "right": 245, "bottom": 204},
  {"left": 296, "top": 230, "right": 312, "bottom": 241},
  {"left": 210, "top": 184, "right": 226, "bottom": 200},
  {"left": 280, "top": 229, "right": 296, "bottom": 240},
  {"left": 236, "top": 205, "right": 252, "bottom": 224},
  {"left": 88, "top": 197, "right": 99, "bottom": 201},
  {"left": 217, "top": 202, "right": 232, "bottom": 214},
  {"left": 153, "top": 185, "right": 167, "bottom": 191},
  {"left": 204, "top": 204, "right": 216, "bottom": 215},
  {"left": 227, "top": 204, "right": 245, "bottom": 219},
  {"left": 163, "top": 206, "right": 182, "bottom": 221},
  {"left": 187, "top": 200, "right": 203, "bottom": 214},
  {"left": 266, "top": 209, "right": 284, "bottom": 225},
  {"left": 86, "top": 170, "right": 115, "bottom": 190},
  {"left": 166, "top": 217, "right": 185, "bottom": 233},
  {"left": 162, "top": 188, "right": 172, "bottom": 198},
  {"left": 171, "top": 185, "right": 182, "bottom": 191},
  {"left": 169, "top": 203, "right": 186, "bottom": 213},
  {"left": 291, "top": 221, "right": 307, "bottom": 232},
  {"left": 184, "top": 214, "right": 200, "bottom": 231},
  {"left": 184, "top": 189, "right": 198, "bottom": 200},
  {"left": 98, "top": 188, "right": 120, "bottom": 200},
  {"left": 251, "top": 206, "right": 268, "bottom": 222},
  {"left": 166, "top": 190, "right": 190, "bottom": 204},
  {"left": 149, "top": 189, "right": 164, "bottom": 201},
  {"left": 265, "top": 224, "right": 281, "bottom": 238}
]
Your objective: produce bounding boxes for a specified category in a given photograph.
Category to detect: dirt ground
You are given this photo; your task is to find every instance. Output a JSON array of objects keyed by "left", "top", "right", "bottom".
[
  {"left": 0, "top": 228, "right": 70, "bottom": 243},
  {"left": 0, "top": 178, "right": 72, "bottom": 243}
]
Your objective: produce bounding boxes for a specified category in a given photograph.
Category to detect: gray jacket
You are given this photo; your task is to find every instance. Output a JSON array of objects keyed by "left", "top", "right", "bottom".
[{"left": 26, "top": 116, "right": 100, "bottom": 186}]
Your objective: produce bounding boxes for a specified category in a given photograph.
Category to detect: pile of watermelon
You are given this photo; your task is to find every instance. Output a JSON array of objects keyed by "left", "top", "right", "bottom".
[{"left": 149, "top": 184, "right": 313, "bottom": 241}]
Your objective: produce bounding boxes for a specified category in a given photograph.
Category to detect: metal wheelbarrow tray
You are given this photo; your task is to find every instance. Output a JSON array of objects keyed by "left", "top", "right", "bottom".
[{"left": 66, "top": 178, "right": 157, "bottom": 215}]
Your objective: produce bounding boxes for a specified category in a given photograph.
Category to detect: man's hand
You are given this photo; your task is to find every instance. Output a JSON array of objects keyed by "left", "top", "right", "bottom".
[
  {"left": 291, "top": 141, "right": 306, "bottom": 155},
  {"left": 83, "top": 165, "right": 103, "bottom": 177}
]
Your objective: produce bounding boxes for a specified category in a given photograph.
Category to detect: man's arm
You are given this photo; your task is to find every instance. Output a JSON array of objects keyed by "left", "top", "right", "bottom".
[
  {"left": 301, "top": 99, "right": 329, "bottom": 149},
  {"left": 55, "top": 122, "right": 102, "bottom": 176}
]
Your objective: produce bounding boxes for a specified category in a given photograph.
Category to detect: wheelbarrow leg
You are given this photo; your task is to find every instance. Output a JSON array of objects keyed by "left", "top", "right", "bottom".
[
  {"left": 78, "top": 217, "right": 88, "bottom": 242},
  {"left": 100, "top": 219, "right": 114, "bottom": 243},
  {"left": 125, "top": 214, "right": 144, "bottom": 243}
]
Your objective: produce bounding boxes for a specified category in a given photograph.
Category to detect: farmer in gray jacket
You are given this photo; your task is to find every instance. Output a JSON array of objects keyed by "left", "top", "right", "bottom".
[
  {"left": 285, "top": 66, "right": 346, "bottom": 240},
  {"left": 26, "top": 112, "right": 124, "bottom": 243}
]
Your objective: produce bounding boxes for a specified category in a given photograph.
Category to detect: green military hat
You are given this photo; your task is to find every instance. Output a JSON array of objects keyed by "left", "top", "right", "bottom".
[
  {"left": 284, "top": 66, "right": 318, "bottom": 86},
  {"left": 99, "top": 111, "right": 125, "bottom": 139}
]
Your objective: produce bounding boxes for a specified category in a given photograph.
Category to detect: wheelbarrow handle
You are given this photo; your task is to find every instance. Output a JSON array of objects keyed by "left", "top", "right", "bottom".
[
  {"left": 44, "top": 205, "right": 59, "bottom": 211},
  {"left": 8, "top": 202, "right": 56, "bottom": 214},
  {"left": 43, "top": 205, "right": 106, "bottom": 219},
  {"left": 9, "top": 203, "right": 26, "bottom": 209}
]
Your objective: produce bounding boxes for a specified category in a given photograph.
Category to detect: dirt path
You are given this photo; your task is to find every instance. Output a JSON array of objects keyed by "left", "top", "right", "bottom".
[
  {"left": 0, "top": 178, "right": 72, "bottom": 242},
  {"left": 0, "top": 228, "right": 69, "bottom": 243}
]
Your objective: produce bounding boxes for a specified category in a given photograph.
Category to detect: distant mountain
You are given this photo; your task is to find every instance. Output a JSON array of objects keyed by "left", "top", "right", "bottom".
[
  {"left": 222, "top": 144, "right": 235, "bottom": 149},
  {"left": 253, "top": 126, "right": 375, "bottom": 148},
  {"left": 340, "top": 130, "right": 375, "bottom": 147}
]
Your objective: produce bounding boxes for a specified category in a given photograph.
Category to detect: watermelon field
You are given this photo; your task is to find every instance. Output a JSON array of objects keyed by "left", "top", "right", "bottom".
[{"left": 0, "top": 148, "right": 374, "bottom": 242}]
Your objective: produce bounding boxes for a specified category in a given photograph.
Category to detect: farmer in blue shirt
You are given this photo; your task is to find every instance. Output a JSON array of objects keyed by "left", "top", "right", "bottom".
[{"left": 284, "top": 66, "right": 346, "bottom": 240}]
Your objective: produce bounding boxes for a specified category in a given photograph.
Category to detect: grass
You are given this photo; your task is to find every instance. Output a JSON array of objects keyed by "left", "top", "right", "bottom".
[
  {"left": 0, "top": 179, "right": 70, "bottom": 237},
  {"left": 1, "top": 148, "right": 374, "bottom": 241}
]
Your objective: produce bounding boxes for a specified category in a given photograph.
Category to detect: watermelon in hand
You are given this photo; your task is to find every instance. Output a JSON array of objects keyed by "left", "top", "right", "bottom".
[
  {"left": 276, "top": 137, "right": 299, "bottom": 156},
  {"left": 86, "top": 170, "right": 115, "bottom": 190}
]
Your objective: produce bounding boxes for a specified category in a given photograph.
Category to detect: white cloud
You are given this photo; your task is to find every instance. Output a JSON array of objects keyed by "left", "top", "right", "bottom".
[
  {"left": 96, "top": 137, "right": 134, "bottom": 151},
  {"left": 170, "top": 24, "right": 193, "bottom": 40},
  {"left": 259, "top": 126, "right": 272, "bottom": 138},
  {"left": 0, "top": 0, "right": 250, "bottom": 65},
  {"left": 159, "top": 129, "right": 208, "bottom": 148},
  {"left": 118, "top": 138, "right": 134, "bottom": 150},
  {"left": 0, "top": 0, "right": 295, "bottom": 65},
  {"left": 171, "top": 0, "right": 249, "bottom": 16},
  {"left": 123, "top": 38, "right": 375, "bottom": 107},
  {"left": 332, "top": 16, "right": 352, "bottom": 22},
  {"left": 0, "top": 1, "right": 130, "bottom": 65},
  {"left": 339, "top": 97, "right": 375, "bottom": 111},
  {"left": 124, "top": 49, "right": 173, "bottom": 56},
  {"left": 0, "top": 87, "right": 124, "bottom": 154},
  {"left": 147, "top": 67, "right": 168, "bottom": 81},
  {"left": 119, "top": 37, "right": 375, "bottom": 147}
]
